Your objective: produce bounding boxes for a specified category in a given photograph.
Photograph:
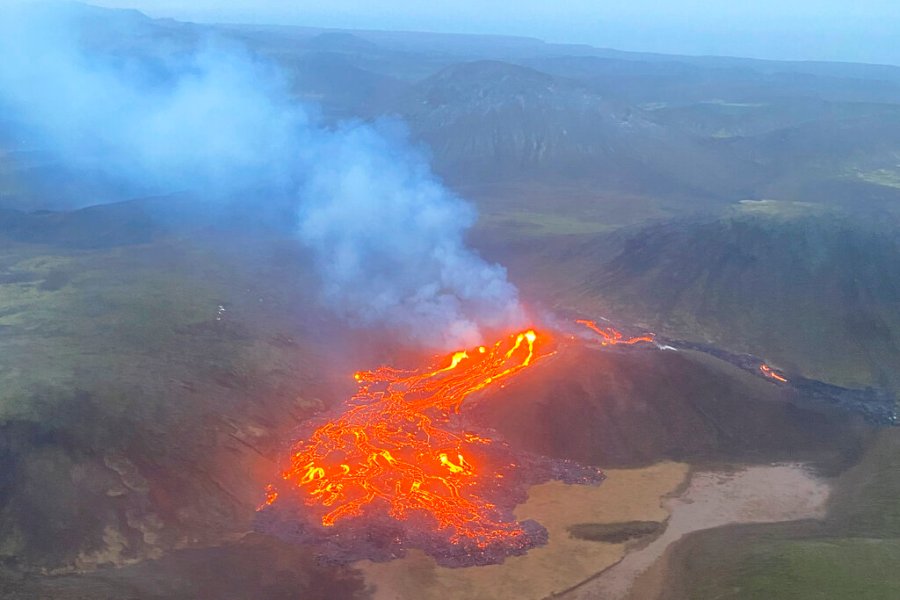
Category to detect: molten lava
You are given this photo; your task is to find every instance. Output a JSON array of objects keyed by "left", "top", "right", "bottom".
[
  {"left": 263, "top": 330, "right": 551, "bottom": 548},
  {"left": 576, "top": 319, "right": 655, "bottom": 346},
  {"left": 760, "top": 363, "right": 788, "bottom": 383}
]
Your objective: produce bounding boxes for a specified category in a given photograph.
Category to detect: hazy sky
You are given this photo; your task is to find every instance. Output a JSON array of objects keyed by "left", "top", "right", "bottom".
[{"left": 79, "top": 1, "right": 900, "bottom": 65}]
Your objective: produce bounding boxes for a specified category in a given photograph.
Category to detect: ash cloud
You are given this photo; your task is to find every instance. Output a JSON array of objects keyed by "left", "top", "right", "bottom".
[{"left": 0, "top": 1, "right": 523, "bottom": 347}]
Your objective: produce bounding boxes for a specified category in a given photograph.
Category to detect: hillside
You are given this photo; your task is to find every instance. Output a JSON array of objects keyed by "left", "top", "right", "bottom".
[
  {"left": 578, "top": 209, "right": 900, "bottom": 391},
  {"left": 395, "top": 60, "right": 747, "bottom": 196},
  {"left": 472, "top": 343, "right": 869, "bottom": 471}
]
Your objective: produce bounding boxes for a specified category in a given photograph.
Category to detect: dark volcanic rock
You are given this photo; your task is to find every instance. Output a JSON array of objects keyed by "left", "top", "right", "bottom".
[
  {"left": 471, "top": 342, "right": 874, "bottom": 472},
  {"left": 672, "top": 339, "right": 898, "bottom": 425}
]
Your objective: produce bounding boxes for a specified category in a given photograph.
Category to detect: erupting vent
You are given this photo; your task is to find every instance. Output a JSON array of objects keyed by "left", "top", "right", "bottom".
[
  {"left": 263, "top": 330, "right": 545, "bottom": 548},
  {"left": 256, "top": 324, "right": 643, "bottom": 565}
]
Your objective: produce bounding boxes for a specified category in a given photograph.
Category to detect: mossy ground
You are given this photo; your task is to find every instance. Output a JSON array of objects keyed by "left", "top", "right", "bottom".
[
  {"left": 666, "top": 430, "right": 900, "bottom": 600},
  {"left": 674, "top": 537, "right": 900, "bottom": 600},
  {"left": 0, "top": 231, "right": 339, "bottom": 570}
]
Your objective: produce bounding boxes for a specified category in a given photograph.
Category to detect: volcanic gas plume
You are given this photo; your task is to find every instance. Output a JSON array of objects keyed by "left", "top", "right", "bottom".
[
  {"left": 0, "top": 3, "right": 522, "bottom": 348},
  {"left": 258, "top": 321, "right": 654, "bottom": 565}
]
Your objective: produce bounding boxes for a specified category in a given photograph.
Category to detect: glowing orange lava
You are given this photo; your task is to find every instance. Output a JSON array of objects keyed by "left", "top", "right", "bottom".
[
  {"left": 760, "top": 363, "right": 788, "bottom": 383},
  {"left": 263, "top": 329, "right": 549, "bottom": 547},
  {"left": 576, "top": 319, "right": 655, "bottom": 345}
]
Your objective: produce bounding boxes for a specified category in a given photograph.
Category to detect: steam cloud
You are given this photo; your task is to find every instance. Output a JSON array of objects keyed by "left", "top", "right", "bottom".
[{"left": 0, "top": 1, "right": 524, "bottom": 347}]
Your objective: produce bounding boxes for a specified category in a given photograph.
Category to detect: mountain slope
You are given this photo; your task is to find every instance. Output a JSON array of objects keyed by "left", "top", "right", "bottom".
[
  {"left": 395, "top": 60, "right": 748, "bottom": 196},
  {"left": 578, "top": 209, "right": 900, "bottom": 391},
  {"left": 473, "top": 343, "right": 870, "bottom": 471}
]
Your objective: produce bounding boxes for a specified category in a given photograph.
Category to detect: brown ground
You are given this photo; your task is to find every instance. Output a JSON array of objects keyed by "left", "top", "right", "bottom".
[
  {"left": 357, "top": 462, "right": 689, "bottom": 600},
  {"left": 562, "top": 463, "right": 832, "bottom": 600}
]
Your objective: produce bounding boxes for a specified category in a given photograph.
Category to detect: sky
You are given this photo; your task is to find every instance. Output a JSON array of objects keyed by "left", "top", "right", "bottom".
[{"left": 81, "top": 0, "right": 900, "bottom": 65}]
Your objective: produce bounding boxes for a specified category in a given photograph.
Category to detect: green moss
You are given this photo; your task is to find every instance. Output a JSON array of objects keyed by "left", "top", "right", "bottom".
[
  {"left": 828, "top": 431, "right": 900, "bottom": 538},
  {"left": 0, "top": 241, "right": 235, "bottom": 421},
  {"left": 567, "top": 521, "right": 661, "bottom": 543},
  {"left": 688, "top": 538, "right": 900, "bottom": 600},
  {"left": 673, "top": 430, "right": 900, "bottom": 599},
  {"left": 480, "top": 210, "right": 616, "bottom": 236}
]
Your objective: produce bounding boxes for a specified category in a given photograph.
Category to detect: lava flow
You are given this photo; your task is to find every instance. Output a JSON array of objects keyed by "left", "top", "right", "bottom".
[
  {"left": 576, "top": 319, "right": 655, "bottom": 345},
  {"left": 760, "top": 363, "right": 789, "bottom": 383},
  {"left": 260, "top": 329, "right": 567, "bottom": 556}
]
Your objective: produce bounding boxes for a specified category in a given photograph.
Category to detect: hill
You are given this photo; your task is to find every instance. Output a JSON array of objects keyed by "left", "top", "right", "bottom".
[
  {"left": 576, "top": 209, "right": 900, "bottom": 391},
  {"left": 394, "top": 60, "right": 748, "bottom": 197}
]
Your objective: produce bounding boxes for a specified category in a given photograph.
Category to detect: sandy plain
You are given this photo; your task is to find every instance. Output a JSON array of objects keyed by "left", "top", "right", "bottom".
[
  {"left": 358, "top": 462, "right": 690, "bottom": 600},
  {"left": 564, "top": 463, "right": 831, "bottom": 600}
]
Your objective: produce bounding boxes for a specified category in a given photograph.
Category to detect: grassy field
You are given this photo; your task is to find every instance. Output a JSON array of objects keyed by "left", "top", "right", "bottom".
[
  {"left": 0, "top": 239, "right": 231, "bottom": 420},
  {"left": 672, "top": 537, "right": 900, "bottom": 600},
  {"left": 662, "top": 429, "right": 900, "bottom": 600},
  {"left": 0, "top": 230, "right": 347, "bottom": 570},
  {"left": 479, "top": 210, "right": 617, "bottom": 236}
]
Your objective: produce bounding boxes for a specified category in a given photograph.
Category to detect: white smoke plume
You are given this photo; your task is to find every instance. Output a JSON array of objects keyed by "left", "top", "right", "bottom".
[
  {"left": 0, "top": 1, "right": 524, "bottom": 347},
  {"left": 299, "top": 123, "right": 523, "bottom": 347}
]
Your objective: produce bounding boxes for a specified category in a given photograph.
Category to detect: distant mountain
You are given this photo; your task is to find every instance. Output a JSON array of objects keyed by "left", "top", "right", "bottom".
[
  {"left": 10, "top": 4, "right": 899, "bottom": 208},
  {"left": 263, "top": 23, "right": 900, "bottom": 85},
  {"left": 395, "top": 60, "right": 746, "bottom": 196},
  {"left": 281, "top": 52, "right": 408, "bottom": 119},
  {"left": 725, "top": 111, "right": 900, "bottom": 208},
  {"left": 521, "top": 55, "right": 900, "bottom": 106},
  {"left": 304, "top": 32, "right": 380, "bottom": 54},
  {"left": 579, "top": 209, "right": 900, "bottom": 391}
]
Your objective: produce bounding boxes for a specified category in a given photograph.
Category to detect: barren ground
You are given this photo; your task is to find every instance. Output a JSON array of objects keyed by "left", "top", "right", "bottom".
[
  {"left": 358, "top": 462, "right": 689, "bottom": 600},
  {"left": 564, "top": 463, "right": 832, "bottom": 600}
]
